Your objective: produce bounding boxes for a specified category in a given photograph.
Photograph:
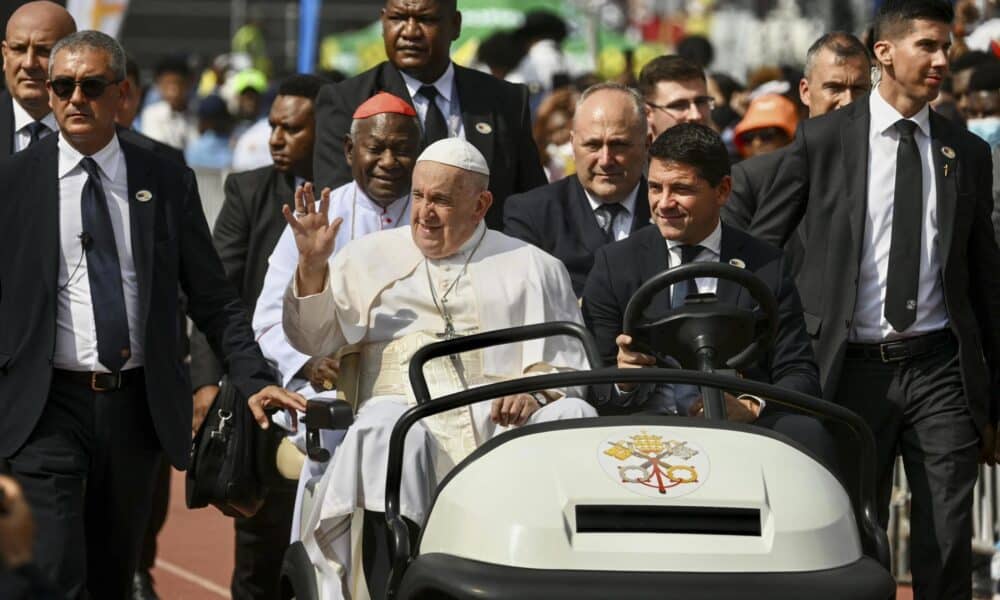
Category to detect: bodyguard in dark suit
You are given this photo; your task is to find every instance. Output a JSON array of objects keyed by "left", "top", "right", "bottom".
[
  {"left": 0, "top": 31, "right": 305, "bottom": 599},
  {"left": 188, "top": 74, "right": 326, "bottom": 600},
  {"left": 313, "top": 0, "right": 546, "bottom": 230},
  {"left": 737, "top": 3, "right": 1000, "bottom": 597},
  {"left": 0, "top": 2, "right": 76, "bottom": 156},
  {"left": 582, "top": 123, "right": 832, "bottom": 463},
  {"left": 724, "top": 32, "right": 871, "bottom": 275},
  {"left": 505, "top": 83, "right": 651, "bottom": 296}
]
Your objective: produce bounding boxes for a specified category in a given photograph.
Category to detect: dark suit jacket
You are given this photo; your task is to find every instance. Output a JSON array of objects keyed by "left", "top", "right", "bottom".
[
  {"left": 312, "top": 61, "right": 547, "bottom": 230},
  {"left": 189, "top": 166, "right": 295, "bottom": 390},
  {"left": 581, "top": 223, "right": 821, "bottom": 411},
  {"left": 0, "top": 91, "right": 13, "bottom": 157},
  {"left": 724, "top": 149, "right": 805, "bottom": 273},
  {"left": 0, "top": 134, "right": 275, "bottom": 468},
  {"left": 504, "top": 175, "right": 651, "bottom": 296},
  {"left": 742, "top": 97, "right": 1000, "bottom": 431}
]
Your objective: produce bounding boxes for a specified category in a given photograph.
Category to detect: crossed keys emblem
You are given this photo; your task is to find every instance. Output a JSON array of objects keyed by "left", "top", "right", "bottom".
[{"left": 604, "top": 432, "right": 701, "bottom": 494}]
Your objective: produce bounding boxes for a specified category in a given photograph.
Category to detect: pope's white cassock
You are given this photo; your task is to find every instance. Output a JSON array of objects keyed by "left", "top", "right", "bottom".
[
  {"left": 283, "top": 220, "right": 596, "bottom": 599},
  {"left": 253, "top": 179, "right": 412, "bottom": 538}
]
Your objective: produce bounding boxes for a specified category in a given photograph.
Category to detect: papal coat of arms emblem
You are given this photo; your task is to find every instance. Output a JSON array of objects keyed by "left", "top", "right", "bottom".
[{"left": 597, "top": 431, "right": 711, "bottom": 499}]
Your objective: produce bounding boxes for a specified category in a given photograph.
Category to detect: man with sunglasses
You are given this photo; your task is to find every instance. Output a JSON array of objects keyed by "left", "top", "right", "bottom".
[
  {"left": 0, "top": 1, "right": 76, "bottom": 157},
  {"left": 0, "top": 30, "right": 306, "bottom": 599},
  {"left": 637, "top": 55, "right": 715, "bottom": 140}
]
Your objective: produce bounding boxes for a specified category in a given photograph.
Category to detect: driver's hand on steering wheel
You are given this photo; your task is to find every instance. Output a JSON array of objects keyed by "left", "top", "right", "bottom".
[
  {"left": 687, "top": 393, "right": 761, "bottom": 424},
  {"left": 615, "top": 334, "right": 657, "bottom": 393}
]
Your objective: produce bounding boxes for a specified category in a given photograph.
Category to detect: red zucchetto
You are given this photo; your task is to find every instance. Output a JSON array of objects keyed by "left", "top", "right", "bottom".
[{"left": 352, "top": 92, "right": 417, "bottom": 119}]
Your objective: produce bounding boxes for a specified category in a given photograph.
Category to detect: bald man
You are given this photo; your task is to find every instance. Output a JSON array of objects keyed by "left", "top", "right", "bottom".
[
  {"left": 503, "top": 82, "right": 652, "bottom": 296},
  {"left": 0, "top": 0, "right": 76, "bottom": 156}
]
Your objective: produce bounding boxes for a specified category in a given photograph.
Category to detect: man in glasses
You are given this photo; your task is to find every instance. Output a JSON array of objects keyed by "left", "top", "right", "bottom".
[
  {"left": 504, "top": 83, "right": 651, "bottom": 296},
  {"left": 0, "top": 1, "right": 76, "bottom": 157},
  {"left": 0, "top": 30, "right": 305, "bottom": 598},
  {"left": 637, "top": 55, "right": 714, "bottom": 140}
]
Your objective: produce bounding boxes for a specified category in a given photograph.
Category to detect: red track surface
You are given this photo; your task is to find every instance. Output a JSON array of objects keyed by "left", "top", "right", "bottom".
[
  {"left": 149, "top": 468, "right": 917, "bottom": 600},
  {"left": 151, "top": 469, "right": 234, "bottom": 599}
]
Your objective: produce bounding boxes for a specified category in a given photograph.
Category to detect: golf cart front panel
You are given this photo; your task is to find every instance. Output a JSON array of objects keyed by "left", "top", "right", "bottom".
[{"left": 419, "top": 418, "right": 861, "bottom": 574}]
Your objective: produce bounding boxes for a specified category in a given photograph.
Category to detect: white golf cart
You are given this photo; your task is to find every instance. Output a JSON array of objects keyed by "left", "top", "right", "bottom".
[{"left": 283, "top": 263, "right": 896, "bottom": 600}]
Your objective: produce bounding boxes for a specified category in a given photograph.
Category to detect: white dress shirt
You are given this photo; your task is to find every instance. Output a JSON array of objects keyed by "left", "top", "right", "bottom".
[
  {"left": 253, "top": 180, "right": 412, "bottom": 389},
  {"left": 851, "top": 90, "right": 948, "bottom": 342},
  {"left": 139, "top": 100, "right": 198, "bottom": 151},
  {"left": 400, "top": 62, "right": 465, "bottom": 140},
  {"left": 584, "top": 183, "right": 640, "bottom": 242},
  {"left": 11, "top": 100, "right": 57, "bottom": 152},
  {"left": 54, "top": 134, "right": 143, "bottom": 372}
]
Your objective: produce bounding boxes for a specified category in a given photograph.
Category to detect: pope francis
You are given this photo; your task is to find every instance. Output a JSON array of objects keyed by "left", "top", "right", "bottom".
[{"left": 282, "top": 138, "right": 596, "bottom": 598}]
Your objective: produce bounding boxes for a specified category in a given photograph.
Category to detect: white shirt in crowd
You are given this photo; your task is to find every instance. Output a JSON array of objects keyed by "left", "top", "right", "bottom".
[
  {"left": 139, "top": 100, "right": 198, "bottom": 151},
  {"left": 54, "top": 133, "right": 144, "bottom": 372},
  {"left": 11, "top": 99, "right": 57, "bottom": 152},
  {"left": 852, "top": 89, "right": 948, "bottom": 342},
  {"left": 583, "top": 182, "right": 640, "bottom": 242},
  {"left": 231, "top": 117, "right": 273, "bottom": 173},
  {"left": 399, "top": 62, "right": 465, "bottom": 140}
]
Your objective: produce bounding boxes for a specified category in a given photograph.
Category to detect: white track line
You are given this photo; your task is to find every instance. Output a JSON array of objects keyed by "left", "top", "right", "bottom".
[{"left": 155, "top": 558, "right": 231, "bottom": 598}]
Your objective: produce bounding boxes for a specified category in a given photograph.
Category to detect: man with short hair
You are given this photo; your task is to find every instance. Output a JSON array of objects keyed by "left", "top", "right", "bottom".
[
  {"left": 139, "top": 55, "right": 197, "bottom": 151},
  {"left": 185, "top": 73, "right": 327, "bottom": 600},
  {"left": 312, "top": 0, "right": 546, "bottom": 230},
  {"left": 0, "top": 30, "right": 303, "bottom": 597},
  {"left": 582, "top": 124, "right": 825, "bottom": 450},
  {"left": 738, "top": 2, "right": 1000, "bottom": 596},
  {"left": 724, "top": 31, "right": 871, "bottom": 233},
  {"left": 283, "top": 137, "right": 596, "bottom": 599},
  {"left": 0, "top": 1, "right": 75, "bottom": 156},
  {"left": 504, "top": 83, "right": 651, "bottom": 296},
  {"left": 637, "top": 55, "right": 714, "bottom": 139}
]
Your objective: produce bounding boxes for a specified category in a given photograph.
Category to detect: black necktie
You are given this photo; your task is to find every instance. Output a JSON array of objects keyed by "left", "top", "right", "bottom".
[
  {"left": 80, "top": 157, "right": 131, "bottom": 372},
  {"left": 417, "top": 85, "right": 448, "bottom": 147},
  {"left": 595, "top": 202, "right": 625, "bottom": 242},
  {"left": 677, "top": 244, "right": 705, "bottom": 297},
  {"left": 885, "top": 119, "right": 922, "bottom": 332},
  {"left": 25, "top": 121, "right": 48, "bottom": 146}
]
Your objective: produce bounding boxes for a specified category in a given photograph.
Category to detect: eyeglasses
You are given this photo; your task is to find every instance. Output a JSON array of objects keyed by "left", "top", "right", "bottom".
[
  {"left": 49, "top": 76, "right": 122, "bottom": 100},
  {"left": 646, "top": 96, "right": 716, "bottom": 115}
]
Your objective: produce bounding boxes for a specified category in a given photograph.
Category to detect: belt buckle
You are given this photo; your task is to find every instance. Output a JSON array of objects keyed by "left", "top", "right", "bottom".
[
  {"left": 90, "top": 372, "right": 120, "bottom": 392},
  {"left": 879, "top": 343, "right": 906, "bottom": 363}
]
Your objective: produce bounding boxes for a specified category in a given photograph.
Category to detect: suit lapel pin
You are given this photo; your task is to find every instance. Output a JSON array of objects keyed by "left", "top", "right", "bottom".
[
  {"left": 941, "top": 146, "right": 956, "bottom": 159},
  {"left": 729, "top": 258, "right": 746, "bottom": 269},
  {"left": 135, "top": 190, "right": 152, "bottom": 203},
  {"left": 475, "top": 122, "right": 493, "bottom": 135}
]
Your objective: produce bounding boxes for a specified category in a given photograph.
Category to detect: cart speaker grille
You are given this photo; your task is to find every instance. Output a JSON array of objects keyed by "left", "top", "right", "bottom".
[{"left": 575, "top": 505, "right": 761, "bottom": 536}]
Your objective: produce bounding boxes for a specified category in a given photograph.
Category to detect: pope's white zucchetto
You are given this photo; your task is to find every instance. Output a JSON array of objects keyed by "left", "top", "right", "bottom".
[{"left": 415, "top": 138, "right": 490, "bottom": 177}]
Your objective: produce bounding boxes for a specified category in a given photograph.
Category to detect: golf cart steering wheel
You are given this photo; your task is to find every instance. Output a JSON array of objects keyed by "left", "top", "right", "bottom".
[{"left": 623, "top": 262, "right": 779, "bottom": 374}]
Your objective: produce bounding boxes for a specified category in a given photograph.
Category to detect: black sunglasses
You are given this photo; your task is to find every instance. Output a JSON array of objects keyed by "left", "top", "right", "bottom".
[{"left": 49, "top": 76, "right": 122, "bottom": 100}]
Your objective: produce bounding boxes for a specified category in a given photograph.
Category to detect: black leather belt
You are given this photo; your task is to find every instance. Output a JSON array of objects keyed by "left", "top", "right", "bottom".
[
  {"left": 52, "top": 368, "right": 144, "bottom": 392},
  {"left": 845, "top": 330, "right": 954, "bottom": 364}
]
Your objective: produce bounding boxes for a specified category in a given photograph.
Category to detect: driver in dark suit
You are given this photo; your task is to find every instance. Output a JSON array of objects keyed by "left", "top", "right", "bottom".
[{"left": 581, "top": 123, "right": 832, "bottom": 464}]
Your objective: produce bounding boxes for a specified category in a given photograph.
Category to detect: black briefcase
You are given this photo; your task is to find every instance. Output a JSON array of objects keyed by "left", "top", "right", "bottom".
[{"left": 186, "top": 377, "right": 270, "bottom": 518}]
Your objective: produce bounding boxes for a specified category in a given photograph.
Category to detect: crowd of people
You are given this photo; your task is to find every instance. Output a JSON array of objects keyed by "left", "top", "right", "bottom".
[{"left": 1, "top": 0, "right": 999, "bottom": 599}]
